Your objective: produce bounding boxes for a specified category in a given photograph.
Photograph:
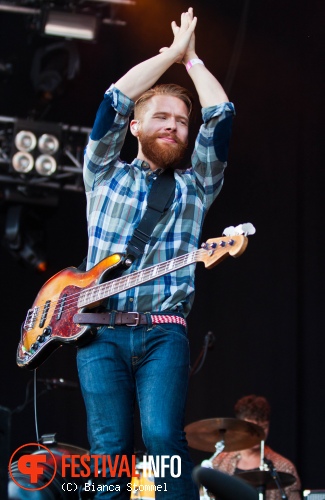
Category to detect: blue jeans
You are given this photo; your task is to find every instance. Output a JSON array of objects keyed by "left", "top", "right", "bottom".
[{"left": 77, "top": 318, "right": 199, "bottom": 500}]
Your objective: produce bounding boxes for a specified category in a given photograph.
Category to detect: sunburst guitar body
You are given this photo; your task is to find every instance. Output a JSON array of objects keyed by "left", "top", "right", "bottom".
[{"left": 17, "top": 235, "right": 248, "bottom": 369}]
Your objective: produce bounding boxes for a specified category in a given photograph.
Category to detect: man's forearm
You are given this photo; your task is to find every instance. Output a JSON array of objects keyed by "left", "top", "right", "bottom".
[
  {"left": 114, "top": 49, "right": 180, "bottom": 102},
  {"left": 186, "top": 62, "right": 229, "bottom": 108}
]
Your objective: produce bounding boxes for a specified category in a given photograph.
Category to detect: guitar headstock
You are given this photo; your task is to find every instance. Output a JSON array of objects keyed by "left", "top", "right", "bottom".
[{"left": 199, "top": 235, "right": 248, "bottom": 269}]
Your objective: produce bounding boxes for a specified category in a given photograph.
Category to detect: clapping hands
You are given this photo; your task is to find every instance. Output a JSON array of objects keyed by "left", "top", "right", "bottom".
[{"left": 159, "top": 7, "right": 197, "bottom": 65}]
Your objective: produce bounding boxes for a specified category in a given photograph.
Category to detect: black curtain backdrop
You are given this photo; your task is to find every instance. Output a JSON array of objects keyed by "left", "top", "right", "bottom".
[{"left": 0, "top": 0, "right": 324, "bottom": 491}]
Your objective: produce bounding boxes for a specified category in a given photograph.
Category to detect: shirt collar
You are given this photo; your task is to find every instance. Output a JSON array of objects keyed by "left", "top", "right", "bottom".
[{"left": 131, "top": 158, "right": 164, "bottom": 178}]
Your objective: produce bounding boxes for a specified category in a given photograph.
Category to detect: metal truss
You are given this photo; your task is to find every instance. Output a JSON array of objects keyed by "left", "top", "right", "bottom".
[{"left": 0, "top": 115, "right": 91, "bottom": 194}]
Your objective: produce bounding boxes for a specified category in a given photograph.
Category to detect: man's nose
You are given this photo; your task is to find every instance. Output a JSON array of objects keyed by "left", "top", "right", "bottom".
[{"left": 164, "top": 117, "right": 177, "bottom": 130}]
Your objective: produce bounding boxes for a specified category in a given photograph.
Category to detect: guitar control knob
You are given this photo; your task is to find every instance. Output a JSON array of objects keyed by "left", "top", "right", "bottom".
[
  {"left": 31, "top": 342, "right": 39, "bottom": 351},
  {"left": 37, "top": 335, "right": 45, "bottom": 343},
  {"left": 43, "top": 327, "right": 52, "bottom": 337}
]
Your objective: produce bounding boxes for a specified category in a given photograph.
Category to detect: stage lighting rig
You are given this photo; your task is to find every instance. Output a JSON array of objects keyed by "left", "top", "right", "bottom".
[
  {"left": 11, "top": 119, "right": 62, "bottom": 177},
  {"left": 0, "top": 0, "right": 136, "bottom": 41},
  {"left": 0, "top": 115, "right": 91, "bottom": 193},
  {"left": 0, "top": 116, "right": 90, "bottom": 270}
]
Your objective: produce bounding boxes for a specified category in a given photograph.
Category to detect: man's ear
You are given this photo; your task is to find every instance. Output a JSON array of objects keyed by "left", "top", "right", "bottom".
[{"left": 130, "top": 120, "right": 140, "bottom": 137}]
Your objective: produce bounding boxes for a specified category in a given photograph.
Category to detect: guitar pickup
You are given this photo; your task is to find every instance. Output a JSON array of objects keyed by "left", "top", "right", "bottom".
[
  {"left": 39, "top": 300, "right": 51, "bottom": 328},
  {"left": 56, "top": 294, "right": 67, "bottom": 320}
]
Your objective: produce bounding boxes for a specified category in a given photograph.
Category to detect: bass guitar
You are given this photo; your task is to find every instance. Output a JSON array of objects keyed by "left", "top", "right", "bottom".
[{"left": 17, "top": 234, "right": 248, "bottom": 369}]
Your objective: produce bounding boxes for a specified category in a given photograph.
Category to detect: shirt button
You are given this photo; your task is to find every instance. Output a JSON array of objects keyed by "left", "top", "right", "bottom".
[{"left": 129, "top": 298, "right": 134, "bottom": 302}]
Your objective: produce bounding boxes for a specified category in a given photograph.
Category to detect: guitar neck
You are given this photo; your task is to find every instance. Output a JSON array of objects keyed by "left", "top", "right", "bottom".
[{"left": 78, "top": 249, "right": 200, "bottom": 308}]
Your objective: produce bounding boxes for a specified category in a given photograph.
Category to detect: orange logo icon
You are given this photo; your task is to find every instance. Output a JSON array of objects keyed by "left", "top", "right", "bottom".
[{"left": 9, "top": 443, "right": 57, "bottom": 491}]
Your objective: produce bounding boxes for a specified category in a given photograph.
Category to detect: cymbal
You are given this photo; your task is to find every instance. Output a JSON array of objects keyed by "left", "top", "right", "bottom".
[
  {"left": 184, "top": 418, "right": 265, "bottom": 453},
  {"left": 235, "top": 470, "right": 296, "bottom": 490}
]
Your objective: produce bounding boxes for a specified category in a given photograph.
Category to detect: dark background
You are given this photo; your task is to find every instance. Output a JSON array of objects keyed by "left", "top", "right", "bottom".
[{"left": 0, "top": 0, "right": 324, "bottom": 492}]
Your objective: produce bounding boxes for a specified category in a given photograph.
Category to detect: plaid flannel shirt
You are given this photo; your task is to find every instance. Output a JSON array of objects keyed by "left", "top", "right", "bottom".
[{"left": 83, "top": 85, "right": 235, "bottom": 316}]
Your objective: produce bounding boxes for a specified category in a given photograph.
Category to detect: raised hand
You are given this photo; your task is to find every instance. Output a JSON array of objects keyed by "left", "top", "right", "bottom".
[
  {"left": 159, "top": 7, "right": 197, "bottom": 63},
  {"left": 114, "top": 7, "right": 202, "bottom": 102}
]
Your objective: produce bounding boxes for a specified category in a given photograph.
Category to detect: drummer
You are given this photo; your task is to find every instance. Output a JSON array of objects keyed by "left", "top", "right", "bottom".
[{"left": 212, "top": 395, "right": 301, "bottom": 500}]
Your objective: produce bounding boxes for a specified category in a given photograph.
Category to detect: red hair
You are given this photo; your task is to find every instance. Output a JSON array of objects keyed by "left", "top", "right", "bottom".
[
  {"left": 234, "top": 395, "right": 271, "bottom": 423},
  {"left": 134, "top": 84, "right": 194, "bottom": 120}
]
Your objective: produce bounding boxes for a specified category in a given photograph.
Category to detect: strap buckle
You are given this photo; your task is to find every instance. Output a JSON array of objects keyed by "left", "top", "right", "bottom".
[{"left": 126, "top": 312, "right": 140, "bottom": 326}]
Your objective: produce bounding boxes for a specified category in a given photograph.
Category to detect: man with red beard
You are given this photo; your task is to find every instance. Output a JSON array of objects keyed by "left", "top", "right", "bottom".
[{"left": 78, "top": 7, "right": 235, "bottom": 500}]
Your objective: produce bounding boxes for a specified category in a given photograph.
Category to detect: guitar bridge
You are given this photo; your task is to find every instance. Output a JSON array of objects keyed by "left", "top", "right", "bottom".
[{"left": 24, "top": 307, "right": 39, "bottom": 331}]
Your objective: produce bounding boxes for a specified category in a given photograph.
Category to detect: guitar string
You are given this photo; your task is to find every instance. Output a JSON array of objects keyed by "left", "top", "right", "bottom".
[
  {"left": 58, "top": 249, "right": 200, "bottom": 311},
  {"left": 26, "top": 241, "right": 233, "bottom": 324},
  {"left": 24, "top": 247, "right": 210, "bottom": 327},
  {"left": 23, "top": 252, "right": 199, "bottom": 329},
  {"left": 23, "top": 237, "right": 237, "bottom": 337}
]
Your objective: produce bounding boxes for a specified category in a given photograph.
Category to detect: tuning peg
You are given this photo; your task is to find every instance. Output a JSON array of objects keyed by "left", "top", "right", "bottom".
[{"left": 223, "top": 223, "right": 256, "bottom": 236}]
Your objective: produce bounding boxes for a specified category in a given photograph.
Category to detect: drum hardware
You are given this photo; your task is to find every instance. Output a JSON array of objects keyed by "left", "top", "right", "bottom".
[
  {"left": 199, "top": 439, "right": 231, "bottom": 500},
  {"left": 185, "top": 418, "right": 265, "bottom": 500},
  {"left": 234, "top": 441, "right": 293, "bottom": 500},
  {"left": 235, "top": 469, "right": 295, "bottom": 498},
  {"left": 194, "top": 465, "right": 259, "bottom": 500},
  {"left": 235, "top": 470, "right": 295, "bottom": 488},
  {"left": 257, "top": 440, "right": 269, "bottom": 500}
]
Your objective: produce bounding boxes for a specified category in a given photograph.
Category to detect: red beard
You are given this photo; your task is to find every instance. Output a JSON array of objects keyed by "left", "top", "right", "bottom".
[{"left": 139, "top": 131, "right": 188, "bottom": 169}]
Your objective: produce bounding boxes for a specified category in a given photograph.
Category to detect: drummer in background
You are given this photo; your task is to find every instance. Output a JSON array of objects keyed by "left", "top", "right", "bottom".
[{"left": 212, "top": 395, "right": 301, "bottom": 500}]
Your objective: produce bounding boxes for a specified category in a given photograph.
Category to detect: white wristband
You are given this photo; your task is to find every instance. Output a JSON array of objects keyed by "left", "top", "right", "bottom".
[{"left": 186, "top": 58, "right": 204, "bottom": 72}]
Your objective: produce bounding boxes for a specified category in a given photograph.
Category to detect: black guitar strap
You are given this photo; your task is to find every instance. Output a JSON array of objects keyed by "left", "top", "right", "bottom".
[
  {"left": 78, "top": 169, "right": 175, "bottom": 271},
  {"left": 126, "top": 168, "right": 175, "bottom": 261}
]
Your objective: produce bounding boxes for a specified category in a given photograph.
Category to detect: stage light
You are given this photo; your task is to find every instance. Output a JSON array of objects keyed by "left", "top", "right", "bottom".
[
  {"left": 14, "top": 130, "right": 37, "bottom": 152},
  {"left": 38, "top": 133, "right": 59, "bottom": 154},
  {"left": 10, "top": 120, "right": 61, "bottom": 178},
  {"left": 1, "top": 115, "right": 90, "bottom": 193},
  {"left": 44, "top": 11, "right": 99, "bottom": 41},
  {"left": 30, "top": 40, "right": 80, "bottom": 103},
  {"left": 0, "top": 1, "right": 134, "bottom": 48},
  {"left": 35, "top": 154, "right": 57, "bottom": 176},
  {"left": 12, "top": 152, "right": 34, "bottom": 173}
]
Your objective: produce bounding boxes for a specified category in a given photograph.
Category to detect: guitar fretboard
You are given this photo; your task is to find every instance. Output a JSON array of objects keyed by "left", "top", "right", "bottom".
[{"left": 78, "top": 249, "right": 202, "bottom": 308}]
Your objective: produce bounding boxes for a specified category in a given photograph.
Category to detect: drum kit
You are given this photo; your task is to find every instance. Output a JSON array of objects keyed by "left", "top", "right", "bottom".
[
  {"left": 7, "top": 417, "right": 294, "bottom": 500},
  {"left": 184, "top": 417, "right": 296, "bottom": 500}
]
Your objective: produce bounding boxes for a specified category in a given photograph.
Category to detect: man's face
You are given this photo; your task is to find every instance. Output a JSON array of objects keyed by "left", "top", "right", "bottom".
[{"left": 136, "top": 94, "right": 190, "bottom": 169}]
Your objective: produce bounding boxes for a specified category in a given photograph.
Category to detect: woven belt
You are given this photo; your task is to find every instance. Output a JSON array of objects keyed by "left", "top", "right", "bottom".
[{"left": 73, "top": 312, "right": 186, "bottom": 328}]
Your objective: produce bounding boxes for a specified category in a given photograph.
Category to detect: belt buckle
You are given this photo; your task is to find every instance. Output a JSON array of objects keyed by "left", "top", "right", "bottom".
[{"left": 126, "top": 312, "right": 140, "bottom": 326}]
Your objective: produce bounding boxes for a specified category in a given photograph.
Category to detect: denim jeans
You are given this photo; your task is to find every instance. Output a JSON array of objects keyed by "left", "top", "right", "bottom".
[{"left": 77, "top": 318, "right": 199, "bottom": 500}]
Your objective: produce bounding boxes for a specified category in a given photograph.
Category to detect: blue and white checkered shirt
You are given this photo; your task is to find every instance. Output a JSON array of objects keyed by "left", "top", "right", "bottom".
[{"left": 83, "top": 85, "right": 235, "bottom": 317}]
